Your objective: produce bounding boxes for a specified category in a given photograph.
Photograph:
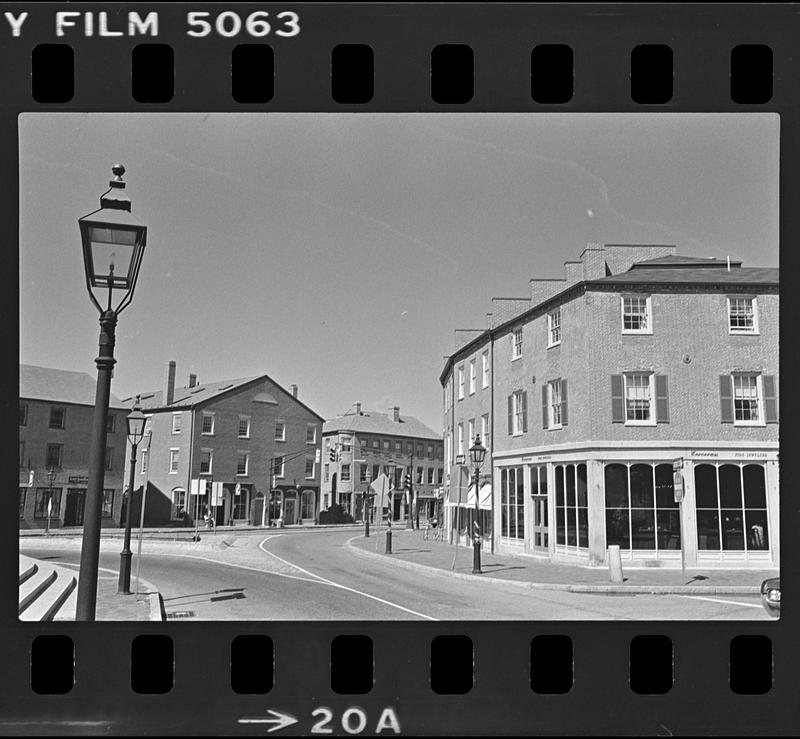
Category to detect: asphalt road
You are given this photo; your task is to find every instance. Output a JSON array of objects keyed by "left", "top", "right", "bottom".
[{"left": 20, "top": 528, "right": 769, "bottom": 621}]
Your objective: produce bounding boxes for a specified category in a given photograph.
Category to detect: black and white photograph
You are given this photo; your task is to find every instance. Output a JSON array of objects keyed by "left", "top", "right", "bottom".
[{"left": 18, "top": 111, "right": 779, "bottom": 622}]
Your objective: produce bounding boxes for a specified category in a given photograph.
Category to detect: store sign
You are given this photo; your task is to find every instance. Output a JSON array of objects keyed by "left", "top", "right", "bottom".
[
  {"left": 673, "top": 471, "right": 684, "bottom": 503},
  {"left": 68, "top": 475, "right": 89, "bottom": 484}
]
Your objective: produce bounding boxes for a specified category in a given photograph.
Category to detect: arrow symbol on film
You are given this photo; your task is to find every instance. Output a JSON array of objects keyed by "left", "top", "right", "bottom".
[{"left": 237, "top": 709, "right": 298, "bottom": 732}]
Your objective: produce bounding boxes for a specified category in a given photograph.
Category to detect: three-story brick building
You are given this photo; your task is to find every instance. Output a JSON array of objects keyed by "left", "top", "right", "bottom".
[{"left": 441, "top": 244, "right": 779, "bottom": 569}]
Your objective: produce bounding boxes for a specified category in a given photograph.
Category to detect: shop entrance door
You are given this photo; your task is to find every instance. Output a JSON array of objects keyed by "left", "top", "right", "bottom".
[
  {"left": 531, "top": 495, "right": 548, "bottom": 551},
  {"left": 284, "top": 497, "right": 296, "bottom": 525},
  {"left": 64, "top": 488, "right": 85, "bottom": 526}
]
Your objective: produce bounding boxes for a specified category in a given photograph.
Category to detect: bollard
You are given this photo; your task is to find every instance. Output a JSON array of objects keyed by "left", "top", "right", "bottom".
[
  {"left": 607, "top": 544, "right": 624, "bottom": 583},
  {"left": 385, "top": 522, "right": 393, "bottom": 554}
]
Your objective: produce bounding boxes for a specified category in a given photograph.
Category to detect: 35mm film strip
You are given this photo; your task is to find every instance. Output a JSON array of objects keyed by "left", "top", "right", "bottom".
[{"left": 3, "top": 3, "right": 798, "bottom": 736}]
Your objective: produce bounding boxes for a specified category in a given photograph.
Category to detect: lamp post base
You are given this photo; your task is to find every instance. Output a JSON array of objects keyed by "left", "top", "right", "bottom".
[
  {"left": 472, "top": 541, "right": 482, "bottom": 574},
  {"left": 118, "top": 550, "right": 132, "bottom": 594}
]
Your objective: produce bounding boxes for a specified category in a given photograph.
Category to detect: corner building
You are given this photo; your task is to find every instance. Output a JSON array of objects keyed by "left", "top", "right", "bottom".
[{"left": 441, "top": 244, "right": 779, "bottom": 569}]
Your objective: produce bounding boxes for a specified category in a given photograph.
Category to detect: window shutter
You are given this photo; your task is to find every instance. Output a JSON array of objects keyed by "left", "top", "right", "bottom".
[
  {"left": 655, "top": 375, "right": 669, "bottom": 423},
  {"left": 542, "top": 385, "right": 548, "bottom": 429},
  {"left": 763, "top": 375, "right": 778, "bottom": 423},
  {"left": 611, "top": 375, "right": 624, "bottom": 423},
  {"left": 507, "top": 395, "right": 513, "bottom": 435},
  {"left": 719, "top": 375, "right": 733, "bottom": 423},
  {"left": 561, "top": 379, "right": 568, "bottom": 426},
  {"left": 521, "top": 390, "right": 528, "bottom": 433}
]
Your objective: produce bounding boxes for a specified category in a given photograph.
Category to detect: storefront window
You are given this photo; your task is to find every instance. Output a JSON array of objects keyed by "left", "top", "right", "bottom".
[
  {"left": 555, "top": 463, "right": 588, "bottom": 548},
  {"left": 233, "top": 486, "right": 250, "bottom": 519},
  {"left": 301, "top": 490, "right": 315, "bottom": 519},
  {"left": 604, "top": 463, "right": 679, "bottom": 551},
  {"left": 695, "top": 463, "right": 769, "bottom": 551},
  {"left": 500, "top": 466, "right": 524, "bottom": 539},
  {"left": 34, "top": 487, "right": 62, "bottom": 518}
]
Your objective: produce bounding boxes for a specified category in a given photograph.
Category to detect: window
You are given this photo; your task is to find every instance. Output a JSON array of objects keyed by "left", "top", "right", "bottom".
[
  {"left": 511, "top": 327, "right": 523, "bottom": 359},
  {"left": 106, "top": 414, "right": 116, "bottom": 433},
  {"left": 171, "top": 489, "right": 187, "bottom": 520},
  {"left": 341, "top": 463, "right": 351, "bottom": 482},
  {"left": 19, "top": 488, "right": 26, "bottom": 518},
  {"left": 238, "top": 416, "right": 251, "bottom": 438},
  {"left": 556, "top": 464, "right": 589, "bottom": 548},
  {"left": 19, "top": 441, "right": 25, "bottom": 468},
  {"left": 237, "top": 453, "right": 249, "bottom": 476},
  {"left": 359, "top": 464, "right": 368, "bottom": 483},
  {"left": 407, "top": 442, "right": 414, "bottom": 455},
  {"left": 469, "top": 359, "right": 476, "bottom": 394},
  {"left": 305, "top": 456, "right": 315, "bottom": 479},
  {"left": 605, "top": 463, "right": 680, "bottom": 551},
  {"left": 427, "top": 467, "right": 435, "bottom": 484},
  {"left": 694, "top": 463, "right": 769, "bottom": 551},
  {"left": 395, "top": 441, "right": 402, "bottom": 452},
  {"left": 728, "top": 297, "right": 758, "bottom": 334},
  {"left": 612, "top": 374, "right": 669, "bottom": 424},
  {"left": 468, "top": 419, "right": 475, "bottom": 447},
  {"left": 417, "top": 443, "right": 423, "bottom": 457},
  {"left": 733, "top": 374, "right": 761, "bottom": 424},
  {"left": 19, "top": 404, "right": 27, "bottom": 426},
  {"left": 437, "top": 468, "right": 444, "bottom": 484},
  {"left": 49, "top": 407, "right": 65, "bottom": 429},
  {"left": 274, "top": 421, "right": 286, "bottom": 441},
  {"left": 34, "top": 487, "right": 62, "bottom": 518},
  {"left": 545, "top": 379, "right": 566, "bottom": 429},
  {"left": 234, "top": 486, "right": 251, "bottom": 520},
  {"left": 323, "top": 464, "right": 330, "bottom": 483},
  {"left": 548, "top": 309, "right": 561, "bottom": 346},
  {"left": 169, "top": 449, "right": 179, "bottom": 473},
  {"left": 383, "top": 440, "right": 390, "bottom": 451},
  {"left": 427, "top": 444, "right": 433, "bottom": 457},
  {"left": 140, "top": 449, "right": 148, "bottom": 474},
  {"left": 621, "top": 296, "right": 651, "bottom": 333},
  {"left": 458, "top": 366, "right": 465, "bottom": 399},
  {"left": 394, "top": 468, "right": 403, "bottom": 490},
  {"left": 342, "top": 437, "right": 352, "bottom": 452},
  {"left": 301, "top": 490, "right": 315, "bottom": 519},
  {"left": 481, "top": 351, "right": 489, "bottom": 388},
  {"left": 457, "top": 423, "right": 464, "bottom": 456},
  {"left": 306, "top": 425, "right": 317, "bottom": 444},
  {"left": 624, "top": 373, "right": 654, "bottom": 423},
  {"left": 481, "top": 414, "right": 489, "bottom": 446},
  {"left": 101, "top": 489, "right": 114, "bottom": 518},
  {"left": 172, "top": 413, "right": 182, "bottom": 434},
  {"left": 200, "top": 449, "right": 213, "bottom": 474},
  {"left": 45, "top": 443, "right": 63, "bottom": 469},
  {"left": 500, "top": 466, "right": 525, "bottom": 539},
  {"left": 416, "top": 466, "right": 424, "bottom": 485},
  {"left": 372, "top": 439, "right": 379, "bottom": 448},
  {"left": 273, "top": 456, "right": 285, "bottom": 478},
  {"left": 509, "top": 390, "right": 528, "bottom": 435},
  {"left": 104, "top": 446, "right": 114, "bottom": 471}
]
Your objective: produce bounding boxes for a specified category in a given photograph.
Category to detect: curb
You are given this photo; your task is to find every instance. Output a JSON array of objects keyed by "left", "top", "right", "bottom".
[
  {"left": 148, "top": 592, "right": 165, "bottom": 621},
  {"left": 344, "top": 538, "right": 762, "bottom": 596}
]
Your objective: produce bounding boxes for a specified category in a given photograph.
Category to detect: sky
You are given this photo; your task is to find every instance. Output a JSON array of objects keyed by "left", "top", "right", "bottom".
[{"left": 19, "top": 113, "right": 779, "bottom": 432}]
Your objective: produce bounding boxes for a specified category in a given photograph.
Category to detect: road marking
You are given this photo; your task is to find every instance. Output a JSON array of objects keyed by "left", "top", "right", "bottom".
[
  {"left": 53, "top": 561, "right": 160, "bottom": 596},
  {"left": 167, "top": 553, "right": 325, "bottom": 585},
  {"left": 258, "top": 537, "right": 439, "bottom": 621},
  {"left": 238, "top": 709, "right": 298, "bottom": 732},
  {"left": 679, "top": 594, "right": 763, "bottom": 609}
]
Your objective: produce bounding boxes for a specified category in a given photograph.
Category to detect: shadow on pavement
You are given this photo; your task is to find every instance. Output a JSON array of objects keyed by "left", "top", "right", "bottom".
[{"left": 163, "top": 587, "right": 245, "bottom": 602}]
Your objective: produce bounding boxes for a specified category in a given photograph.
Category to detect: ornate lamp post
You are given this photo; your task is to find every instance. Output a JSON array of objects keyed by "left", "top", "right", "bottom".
[
  {"left": 45, "top": 467, "right": 57, "bottom": 535},
  {"left": 468, "top": 435, "right": 487, "bottom": 575},
  {"left": 76, "top": 164, "right": 147, "bottom": 621},
  {"left": 118, "top": 397, "right": 146, "bottom": 594},
  {"left": 362, "top": 469, "right": 373, "bottom": 538}
]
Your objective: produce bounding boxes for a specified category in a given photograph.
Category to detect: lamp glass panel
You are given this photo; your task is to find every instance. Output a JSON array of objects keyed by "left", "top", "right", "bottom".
[
  {"left": 126, "top": 414, "right": 146, "bottom": 443},
  {"left": 90, "top": 238, "right": 135, "bottom": 286}
]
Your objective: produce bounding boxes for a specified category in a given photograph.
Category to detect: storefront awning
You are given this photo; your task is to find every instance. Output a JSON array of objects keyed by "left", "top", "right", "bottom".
[{"left": 446, "top": 482, "right": 492, "bottom": 510}]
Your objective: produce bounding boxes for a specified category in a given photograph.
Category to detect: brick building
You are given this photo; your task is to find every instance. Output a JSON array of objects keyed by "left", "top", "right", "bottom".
[
  {"left": 123, "top": 362, "right": 324, "bottom": 527},
  {"left": 321, "top": 404, "right": 444, "bottom": 524},
  {"left": 441, "top": 244, "right": 779, "bottom": 569},
  {"left": 19, "top": 364, "right": 129, "bottom": 529}
]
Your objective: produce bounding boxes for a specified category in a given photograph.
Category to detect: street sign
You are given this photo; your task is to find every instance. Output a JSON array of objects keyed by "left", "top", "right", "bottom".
[
  {"left": 455, "top": 454, "right": 466, "bottom": 465},
  {"left": 672, "top": 457, "right": 683, "bottom": 472},
  {"left": 370, "top": 473, "right": 389, "bottom": 509},
  {"left": 211, "top": 481, "right": 224, "bottom": 506},
  {"left": 673, "top": 471, "right": 684, "bottom": 502}
]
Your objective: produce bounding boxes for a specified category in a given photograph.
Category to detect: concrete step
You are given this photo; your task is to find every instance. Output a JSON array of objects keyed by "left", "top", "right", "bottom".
[
  {"left": 53, "top": 585, "right": 78, "bottom": 621},
  {"left": 19, "top": 556, "right": 38, "bottom": 585},
  {"left": 24, "top": 572, "right": 77, "bottom": 621},
  {"left": 18, "top": 567, "right": 57, "bottom": 615}
]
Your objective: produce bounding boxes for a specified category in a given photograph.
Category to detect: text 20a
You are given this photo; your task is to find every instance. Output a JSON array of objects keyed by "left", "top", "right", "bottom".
[{"left": 187, "top": 11, "right": 300, "bottom": 38}]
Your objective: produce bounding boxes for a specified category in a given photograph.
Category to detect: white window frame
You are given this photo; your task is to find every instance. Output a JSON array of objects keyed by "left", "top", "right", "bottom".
[
  {"left": 481, "top": 414, "right": 489, "bottom": 447},
  {"left": 171, "top": 412, "right": 182, "bottom": 434},
  {"left": 306, "top": 424, "right": 317, "bottom": 445},
  {"left": 469, "top": 359, "right": 476, "bottom": 395},
  {"left": 468, "top": 418, "right": 475, "bottom": 447},
  {"left": 305, "top": 456, "right": 316, "bottom": 479},
  {"left": 481, "top": 350, "right": 489, "bottom": 388},
  {"left": 342, "top": 436, "right": 352, "bottom": 452},
  {"left": 199, "top": 448, "right": 213, "bottom": 475},
  {"left": 732, "top": 373, "right": 765, "bottom": 427},
  {"left": 512, "top": 390, "right": 525, "bottom": 435},
  {"left": 169, "top": 448, "right": 179, "bottom": 474},
  {"left": 458, "top": 366, "right": 465, "bottom": 399},
  {"left": 273, "top": 455, "right": 285, "bottom": 478},
  {"left": 341, "top": 463, "right": 351, "bottom": 482},
  {"left": 547, "top": 380, "right": 563, "bottom": 430},
  {"left": 274, "top": 421, "right": 286, "bottom": 442},
  {"left": 236, "top": 452, "right": 249, "bottom": 477},
  {"left": 621, "top": 295, "right": 653, "bottom": 334},
  {"left": 728, "top": 296, "right": 759, "bottom": 335},
  {"left": 140, "top": 449, "right": 148, "bottom": 474},
  {"left": 201, "top": 412, "right": 215, "bottom": 435},
  {"left": 511, "top": 327, "right": 523, "bottom": 360},
  {"left": 238, "top": 415, "right": 251, "bottom": 439},
  {"left": 548, "top": 309, "right": 561, "bottom": 347},
  {"left": 623, "top": 372, "right": 656, "bottom": 426},
  {"left": 457, "top": 423, "right": 464, "bottom": 456},
  {"left": 427, "top": 467, "right": 435, "bottom": 484}
]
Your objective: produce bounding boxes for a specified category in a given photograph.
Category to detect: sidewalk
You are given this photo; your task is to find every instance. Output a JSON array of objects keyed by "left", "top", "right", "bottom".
[
  {"left": 348, "top": 528, "right": 777, "bottom": 595},
  {"left": 94, "top": 574, "right": 160, "bottom": 621}
]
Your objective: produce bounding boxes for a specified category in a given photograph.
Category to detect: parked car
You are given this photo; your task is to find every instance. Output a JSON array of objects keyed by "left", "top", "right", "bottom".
[{"left": 760, "top": 577, "right": 780, "bottom": 618}]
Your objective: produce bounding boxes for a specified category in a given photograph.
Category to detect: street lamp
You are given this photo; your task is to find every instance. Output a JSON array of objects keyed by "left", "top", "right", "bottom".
[
  {"left": 362, "top": 469, "right": 373, "bottom": 538},
  {"left": 76, "top": 164, "right": 147, "bottom": 621},
  {"left": 118, "top": 396, "right": 146, "bottom": 594},
  {"left": 45, "top": 467, "right": 57, "bottom": 536},
  {"left": 469, "top": 435, "right": 487, "bottom": 574}
]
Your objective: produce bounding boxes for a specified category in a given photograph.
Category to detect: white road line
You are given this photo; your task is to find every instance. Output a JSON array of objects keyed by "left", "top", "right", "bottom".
[
  {"left": 56, "top": 561, "right": 160, "bottom": 596},
  {"left": 168, "top": 553, "right": 325, "bottom": 585},
  {"left": 258, "top": 537, "right": 439, "bottom": 621},
  {"left": 679, "top": 594, "right": 763, "bottom": 609}
]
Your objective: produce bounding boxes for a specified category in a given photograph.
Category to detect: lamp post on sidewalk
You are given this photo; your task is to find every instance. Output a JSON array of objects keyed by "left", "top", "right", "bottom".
[
  {"left": 118, "top": 397, "right": 146, "bottom": 594},
  {"left": 469, "top": 435, "right": 486, "bottom": 575},
  {"left": 76, "top": 164, "right": 148, "bottom": 621},
  {"left": 45, "top": 467, "right": 57, "bottom": 536}
]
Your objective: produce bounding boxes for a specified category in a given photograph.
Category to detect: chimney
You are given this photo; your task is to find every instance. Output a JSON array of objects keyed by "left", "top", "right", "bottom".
[
  {"left": 188, "top": 373, "right": 197, "bottom": 388},
  {"left": 164, "top": 360, "right": 176, "bottom": 406},
  {"left": 290, "top": 384, "right": 298, "bottom": 398},
  {"left": 564, "top": 261, "right": 583, "bottom": 285},
  {"left": 486, "top": 313, "right": 493, "bottom": 329},
  {"left": 391, "top": 406, "right": 400, "bottom": 422},
  {"left": 355, "top": 401, "right": 362, "bottom": 415}
]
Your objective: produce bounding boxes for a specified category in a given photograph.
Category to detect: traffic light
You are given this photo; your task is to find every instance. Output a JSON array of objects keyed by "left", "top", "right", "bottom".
[
  {"left": 405, "top": 472, "right": 412, "bottom": 491},
  {"left": 329, "top": 447, "right": 336, "bottom": 462}
]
